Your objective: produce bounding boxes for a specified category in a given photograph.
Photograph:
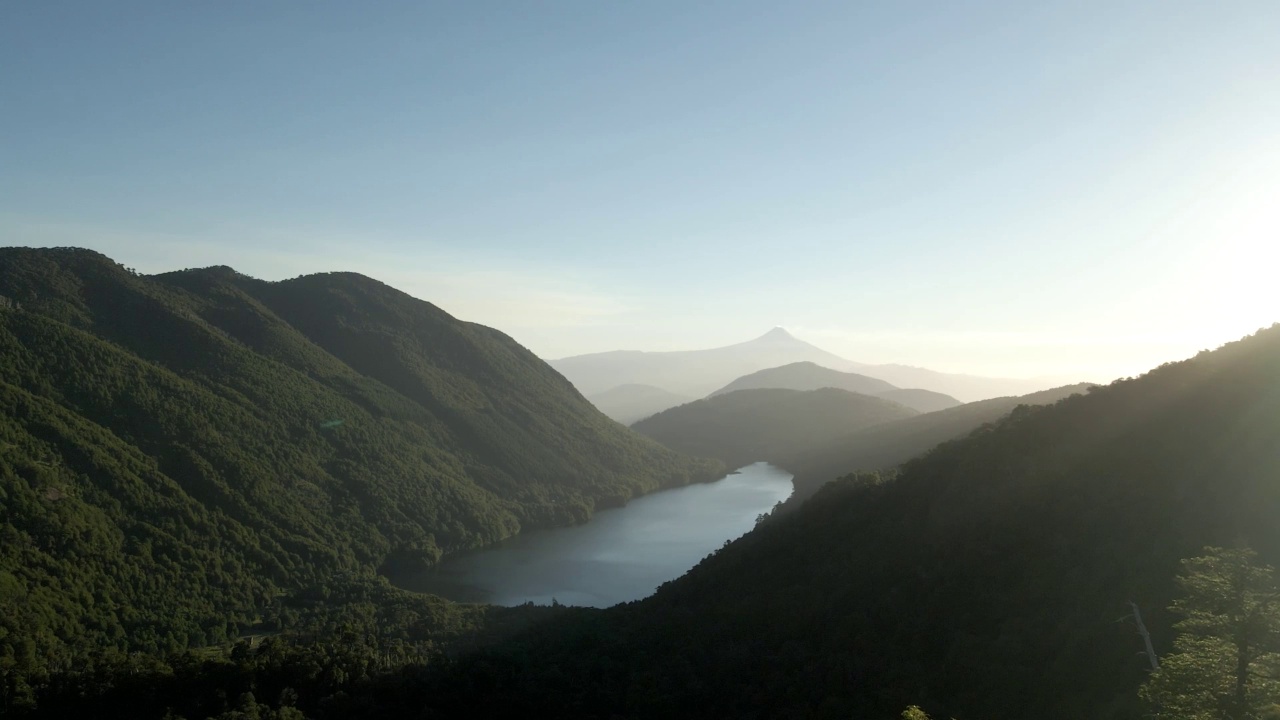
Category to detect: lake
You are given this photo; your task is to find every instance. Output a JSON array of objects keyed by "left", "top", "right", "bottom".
[{"left": 391, "top": 462, "right": 793, "bottom": 608}]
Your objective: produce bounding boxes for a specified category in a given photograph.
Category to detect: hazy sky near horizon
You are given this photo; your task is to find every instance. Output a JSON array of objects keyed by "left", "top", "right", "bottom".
[{"left": 3, "top": 1, "right": 1277, "bottom": 380}]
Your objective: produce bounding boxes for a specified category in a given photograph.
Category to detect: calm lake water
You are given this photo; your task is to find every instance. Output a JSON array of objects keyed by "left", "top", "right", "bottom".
[{"left": 391, "top": 462, "right": 793, "bottom": 608}]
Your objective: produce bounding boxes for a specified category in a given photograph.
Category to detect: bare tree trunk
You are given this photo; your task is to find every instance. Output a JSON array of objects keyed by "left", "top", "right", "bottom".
[
  {"left": 1131, "top": 602, "right": 1159, "bottom": 671},
  {"left": 1233, "top": 631, "right": 1250, "bottom": 720}
]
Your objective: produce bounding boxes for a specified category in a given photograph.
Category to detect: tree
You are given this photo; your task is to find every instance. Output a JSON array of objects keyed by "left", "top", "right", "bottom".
[{"left": 1141, "top": 546, "right": 1280, "bottom": 719}]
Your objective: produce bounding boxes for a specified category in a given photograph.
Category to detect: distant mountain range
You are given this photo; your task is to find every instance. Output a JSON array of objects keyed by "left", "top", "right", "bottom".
[
  {"left": 633, "top": 371, "right": 1086, "bottom": 485},
  {"left": 585, "top": 384, "right": 695, "bottom": 426},
  {"left": 709, "top": 361, "right": 962, "bottom": 413},
  {"left": 550, "top": 327, "right": 1068, "bottom": 402},
  {"left": 631, "top": 387, "right": 918, "bottom": 470},
  {"left": 585, "top": 362, "right": 960, "bottom": 424}
]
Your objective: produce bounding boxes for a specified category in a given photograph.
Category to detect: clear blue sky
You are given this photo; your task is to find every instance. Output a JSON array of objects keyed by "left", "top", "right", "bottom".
[{"left": 3, "top": 1, "right": 1277, "bottom": 380}]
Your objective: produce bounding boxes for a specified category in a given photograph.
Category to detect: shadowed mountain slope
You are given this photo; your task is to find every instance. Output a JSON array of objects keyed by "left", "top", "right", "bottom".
[
  {"left": 780, "top": 382, "right": 1095, "bottom": 502},
  {"left": 631, "top": 387, "right": 918, "bottom": 470},
  {"left": 412, "top": 325, "right": 1280, "bottom": 720}
]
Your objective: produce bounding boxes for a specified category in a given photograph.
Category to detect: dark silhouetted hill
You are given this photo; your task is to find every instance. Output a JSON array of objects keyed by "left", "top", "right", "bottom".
[
  {"left": 631, "top": 387, "right": 918, "bottom": 470},
  {"left": 781, "top": 382, "right": 1095, "bottom": 502}
]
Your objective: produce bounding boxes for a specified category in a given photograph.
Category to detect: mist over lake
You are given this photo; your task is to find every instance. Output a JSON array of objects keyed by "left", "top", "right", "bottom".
[{"left": 391, "top": 462, "right": 793, "bottom": 607}]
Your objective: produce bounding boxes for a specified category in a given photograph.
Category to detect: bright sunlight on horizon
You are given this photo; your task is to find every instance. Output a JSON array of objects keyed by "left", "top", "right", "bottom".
[
  {"left": 7, "top": 8, "right": 1280, "bottom": 719},
  {"left": 3, "top": 1, "right": 1277, "bottom": 383}
]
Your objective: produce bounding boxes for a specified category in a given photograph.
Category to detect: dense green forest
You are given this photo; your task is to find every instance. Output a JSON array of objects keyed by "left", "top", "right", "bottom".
[
  {"left": 0, "top": 247, "right": 721, "bottom": 711},
  {"left": 6, "top": 247, "right": 1279, "bottom": 719},
  {"left": 632, "top": 387, "right": 919, "bottom": 470},
  {"left": 28, "top": 324, "right": 1271, "bottom": 720}
]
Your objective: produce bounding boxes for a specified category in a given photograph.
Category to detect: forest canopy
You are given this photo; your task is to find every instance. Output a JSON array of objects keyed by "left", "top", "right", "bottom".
[{"left": 0, "top": 246, "right": 721, "bottom": 704}]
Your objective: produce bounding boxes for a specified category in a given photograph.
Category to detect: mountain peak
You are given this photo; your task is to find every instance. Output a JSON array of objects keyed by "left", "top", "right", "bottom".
[{"left": 757, "top": 327, "right": 796, "bottom": 342}]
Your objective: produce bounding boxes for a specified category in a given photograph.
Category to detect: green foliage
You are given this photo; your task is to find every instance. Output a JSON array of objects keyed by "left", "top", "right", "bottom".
[
  {"left": 403, "top": 324, "right": 1280, "bottom": 719},
  {"left": 9, "top": 574, "right": 574, "bottom": 719},
  {"left": 1141, "top": 547, "right": 1280, "bottom": 719},
  {"left": 7, "top": 246, "right": 1279, "bottom": 720},
  {"left": 0, "top": 247, "right": 721, "bottom": 713},
  {"left": 632, "top": 387, "right": 918, "bottom": 469}
]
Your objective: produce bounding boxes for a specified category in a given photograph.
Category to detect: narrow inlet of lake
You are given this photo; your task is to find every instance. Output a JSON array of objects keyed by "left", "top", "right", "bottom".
[{"left": 390, "top": 462, "right": 793, "bottom": 608}]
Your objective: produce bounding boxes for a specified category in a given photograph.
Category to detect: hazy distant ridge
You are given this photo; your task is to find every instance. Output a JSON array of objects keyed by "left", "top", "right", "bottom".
[
  {"left": 551, "top": 328, "right": 1062, "bottom": 402},
  {"left": 709, "top": 361, "right": 962, "bottom": 413},
  {"left": 709, "top": 361, "right": 896, "bottom": 396},
  {"left": 586, "top": 383, "right": 695, "bottom": 425}
]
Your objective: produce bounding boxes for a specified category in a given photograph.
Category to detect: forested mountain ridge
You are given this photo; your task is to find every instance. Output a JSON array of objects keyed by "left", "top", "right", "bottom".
[
  {"left": 0, "top": 247, "right": 721, "bottom": 667},
  {"left": 413, "top": 324, "right": 1280, "bottom": 719},
  {"left": 709, "top": 361, "right": 962, "bottom": 413},
  {"left": 631, "top": 387, "right": 918, "bottom": 470},
  {"left": 780, "top": 382, "right": 1095, "bottom": 503}
]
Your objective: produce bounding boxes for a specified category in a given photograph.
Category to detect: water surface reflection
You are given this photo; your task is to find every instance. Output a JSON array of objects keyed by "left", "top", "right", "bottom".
[{"left": 392, "top": 462, "right": 793, "bottom": 607}]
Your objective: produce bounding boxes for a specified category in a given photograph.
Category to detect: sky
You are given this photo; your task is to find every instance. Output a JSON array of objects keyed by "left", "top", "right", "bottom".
[{"left": 3, "top": 1, "right": 1278, "bottom": 381}]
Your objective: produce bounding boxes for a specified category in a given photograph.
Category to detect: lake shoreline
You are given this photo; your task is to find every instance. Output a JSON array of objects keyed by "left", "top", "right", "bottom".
[{"left": 388, "top": 462, "right": 794, "bottom": 608}]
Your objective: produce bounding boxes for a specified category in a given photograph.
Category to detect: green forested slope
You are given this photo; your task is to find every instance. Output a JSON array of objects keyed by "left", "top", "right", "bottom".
[
  {"left": 631, "top": 387, "right": 918, "bottom": 469},
  {"left": 10, "top": 246, "right": 1278, "bottom": 720},
  {"left": 0, "top": 247, "right": 720, "bottom": 669},
  {"left": 414, "top": 325, "right": 1280, "bottom": 720}
]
